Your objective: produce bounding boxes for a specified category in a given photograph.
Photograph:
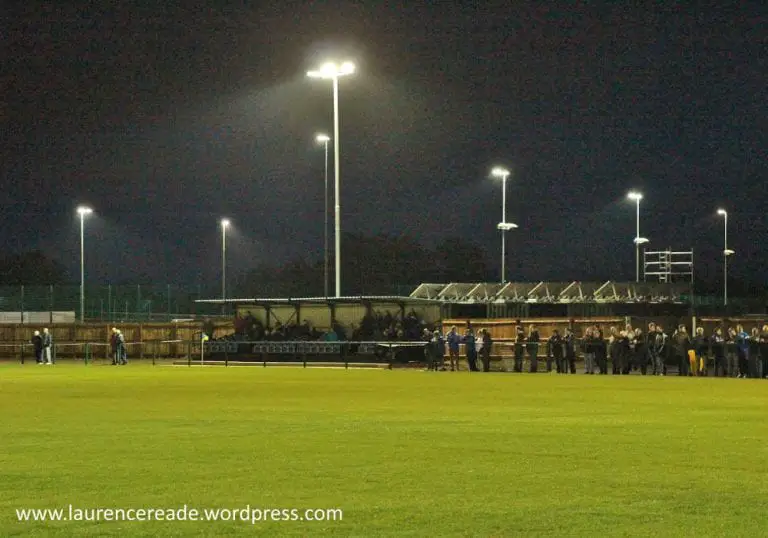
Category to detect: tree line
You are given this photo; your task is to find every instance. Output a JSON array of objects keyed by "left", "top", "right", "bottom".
[{"left": 0, "top": 237, "right": 764, "bottom": 301}]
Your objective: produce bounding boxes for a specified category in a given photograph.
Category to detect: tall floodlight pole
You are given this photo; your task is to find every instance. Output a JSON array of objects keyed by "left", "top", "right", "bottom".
[
  {"left": 316, "top": 133, "right": 331, "bottom": 297},
  {"left": 627, "top": 192, "right": 648, "bottom": 282},
  {"left": 307, "top": 61, "right": 355, "bottom": 297},
  {"left": 221, "top": 219, "right": 230, "bottom": 301},
  {"left": 717, "top": 209, "right": 734, "bottom": 306},
  {"left": 76, "top": 206, "right": 93, "bottom": 322},
  {"left": 491, "top": 167, "right": 517, "bottom": 283}
]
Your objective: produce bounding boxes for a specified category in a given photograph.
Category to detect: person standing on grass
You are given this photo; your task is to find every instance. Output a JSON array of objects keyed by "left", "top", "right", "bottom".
[
  {"left": 634, "top": 327, "right": 648, "bottom": 375},
  {"left": 582, "top": 326, "right": 595, "bottom": 374},
  {"left": 445, "top": 326, "right": 461, "bottom": 372},
  {"left": 42, "top": 328, "right": 53, "bottom": 364},
  {"left": 481, "top": 329, "right": 493, "bottom": 372},
  {"left": 710, "top": 327, "right": 727, "bottom": 377},
  {"left": 433, "top": 330, "right": 445, "bottom": 371},
  {"left": 526, "top": 324, "right": 540, "bottom": 373},
  {"left": 595, "top": 326, "right": 608, "bottom": 375},
  {"left": 462, "top": 328, "right": 477, "bottom": 372},
  {"left": 692, "top": 327, "right": 709, "bottom": 376},
  {"left": 110, "top": 328, "right": 119, "bottom": 365},
  {"left": 759, "top": 325, "right": 768, "bottom": 379},
  {"left": 735, "top": 325, "right": 749, "bottom": 378},
  {"left": 548, "top": 329, "right": 564, "bottom": 373},
  {"left": 116, "top": 329, "right": 127, "bottom": 365},
  {"left": 609, "top": 326, "right": 621, "bottom": 375},
  {"left": 649, "top": 323, "right": 666, "bottom": 376},
  {"left": 564, "top": 327, "right": 576, "bottom": 374},
  {"left": 748, "top": 327, "right": 761, "bottom": 379},
  {"left": 617, "top": 330, "right": 631, "bottom": 375},
  {"left": 32, "top": 330, "right": 44, "bottom": 364},
  {"left": 422, "top": 329, "right": 435, "bottom": 371},
  {"left": 513, "top": 324, "right": 525, "bottom": 373},
  {"left": 673, "top": 325, "right": 691, "bottom": 376},
  {"left": 476, "top": 329, "right": 485, "bottom": 370}
]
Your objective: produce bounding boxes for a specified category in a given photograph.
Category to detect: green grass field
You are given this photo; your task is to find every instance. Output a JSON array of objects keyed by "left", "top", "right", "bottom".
[{"left": 2, "top": 364, "right": 767, "bottom": 537}]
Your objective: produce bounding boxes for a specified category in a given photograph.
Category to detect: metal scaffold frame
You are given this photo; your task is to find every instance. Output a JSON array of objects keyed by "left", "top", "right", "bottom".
[{"left": 643, "top": 248, "right": 694, "bottom": 284}]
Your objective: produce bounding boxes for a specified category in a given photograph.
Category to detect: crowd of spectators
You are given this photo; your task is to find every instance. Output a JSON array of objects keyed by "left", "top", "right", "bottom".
[{"left": 224, "top": 309, "right": 432, "bottom": 343}]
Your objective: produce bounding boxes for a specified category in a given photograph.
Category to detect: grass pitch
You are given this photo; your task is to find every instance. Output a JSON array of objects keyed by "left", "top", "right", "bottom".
[{"left": 1, "top": 364, "right": 767, "bottom": 537}]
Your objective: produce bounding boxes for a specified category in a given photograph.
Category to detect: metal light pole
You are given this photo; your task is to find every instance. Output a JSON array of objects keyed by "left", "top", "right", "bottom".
[
  {"left": 717, "top": 209, "right": 734, "bottom": 306},
  {"left": 491, "top": 167, "right": 517, "bottom": 283},
  {"left": 316, "top": 133, "right": 331, "bottom": 297},
  {"left": 308, "top": 61, "right": 355, "bottom": 297},
  {"left": 221, "top": 219, "right": 230, "bottom": 300},
  {"left": 76, "top": 206, "right": 93, "bottom": 322},
  {"left": 627, "top": 191, "right": 648, "bottom": 282}
]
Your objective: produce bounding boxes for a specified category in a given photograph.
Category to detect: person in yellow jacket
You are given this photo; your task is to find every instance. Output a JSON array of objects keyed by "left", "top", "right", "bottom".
[{"left": 691, "top": 327, "right": 709, "bottom": 376}]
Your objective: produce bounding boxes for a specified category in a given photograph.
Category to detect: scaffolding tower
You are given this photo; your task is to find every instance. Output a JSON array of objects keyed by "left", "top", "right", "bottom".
[{"left": 643, "top": 248, "right": 694, "bottom": 283}]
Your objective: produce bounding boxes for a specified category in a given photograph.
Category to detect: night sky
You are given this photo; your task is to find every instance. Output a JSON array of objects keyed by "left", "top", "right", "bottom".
[{"left": 3, "top": 3, "right": 766, "bottom": 290}]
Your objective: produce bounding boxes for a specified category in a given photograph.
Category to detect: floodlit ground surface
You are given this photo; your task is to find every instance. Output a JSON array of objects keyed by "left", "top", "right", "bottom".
[{"left": 2, "top": 363, "right": 767, "bottom": 537}]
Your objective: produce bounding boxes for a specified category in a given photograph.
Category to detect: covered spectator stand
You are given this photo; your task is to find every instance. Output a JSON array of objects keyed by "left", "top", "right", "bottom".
[{"left": 193, "top": 296, "right": 444, "bottom": 367}]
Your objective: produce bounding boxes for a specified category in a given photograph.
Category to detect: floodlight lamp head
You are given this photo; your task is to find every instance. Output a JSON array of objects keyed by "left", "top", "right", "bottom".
[
  {"left": 77, "top": 206, "right": 93, "bottom": 216},
  {"left": 315, "top": 133, "right": 330, "bottom": 143},
  {"left": 307, "top": 61, "right": 355, "bottom": 79},
  {"left": 717, "top": 209, "right": 727, "bottom": 216},
  {"left": 221, "top": 218, "right": 230, "bottom": 228},
  {"left": 491, "top": 167, "right": 510, "bottom": 178},
  {"left": 627, "top": 191, "right": 643, "bottom": 201}
]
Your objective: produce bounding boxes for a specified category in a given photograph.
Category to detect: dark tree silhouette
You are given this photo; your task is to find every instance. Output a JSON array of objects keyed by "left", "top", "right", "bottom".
[{"left": 0, "top": 251, "right": 68, "bottom": 285}]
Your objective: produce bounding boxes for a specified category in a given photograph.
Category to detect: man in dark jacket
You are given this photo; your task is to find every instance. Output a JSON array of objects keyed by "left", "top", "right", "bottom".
[
  {"left": 634, "top": 328, "right": 648, "bottom": 375},
  {"left": 673, "top": 325, "right": 691, "bottom": 376},
  {"left": 651, "top": 324, "right": 667, "bottom": 376},
  {"left": 594, "top": 326, "right": 607, "bottom": 375},
  {"left": 463, "top": 329, "right": 478, "bottom": 372},
  {"left": 526, "top": 325, "right": 540, "bottom": 373},
  {"left": 32, "top": 330, "right": 44, "bottom": 364},
  {"left": 646, "top": 323, "right": 660, "bottom": 375},
  {"left": 481, "top": 329, "right": 493, "bottom": 372},
  {"left": 564, "top": 328, "right": 576, "bottom": 374},
  {"left": 513, "top": 324, "right": 525, "bottom": 373},
  {"left": 710, "top": 328, "right": 727, "bottom": 377},
  {"left": 548, "top": 329, "right": 564, "bottom": 373}
]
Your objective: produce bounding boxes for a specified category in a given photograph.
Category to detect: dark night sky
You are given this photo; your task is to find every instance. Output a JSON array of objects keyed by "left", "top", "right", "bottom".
[{"left": 2, "top": 3, "right": 766, "bottom": 289}]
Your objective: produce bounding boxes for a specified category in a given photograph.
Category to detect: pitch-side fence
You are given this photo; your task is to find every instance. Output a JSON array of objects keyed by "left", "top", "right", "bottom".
[{"left": 0, "top": 339, "right": 736, "bottom": 373}]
